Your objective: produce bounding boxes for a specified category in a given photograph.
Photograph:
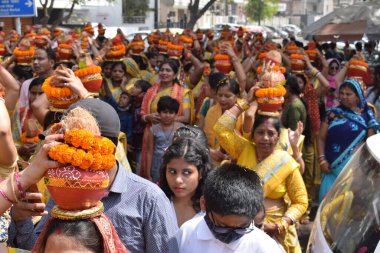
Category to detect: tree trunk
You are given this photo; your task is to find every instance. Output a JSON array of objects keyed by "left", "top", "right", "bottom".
[
  {"left": 188, "top": 0, "right": 217, "bottom": 29},
  {"left": 39, "top": 0, "right": 56, "bottom": 27},
  {"left": 52, "top": 1, "right": 76, "bottom": 28}
]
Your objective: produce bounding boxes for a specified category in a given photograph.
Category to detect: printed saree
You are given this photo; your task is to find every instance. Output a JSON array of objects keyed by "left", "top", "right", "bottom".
[{"left": 319, "top": 79, "right": 379, "bottom": 203}]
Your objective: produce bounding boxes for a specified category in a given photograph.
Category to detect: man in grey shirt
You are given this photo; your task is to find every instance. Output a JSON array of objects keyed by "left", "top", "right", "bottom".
[{"left": 8, "top": 98, "right": 179, "bottom": 253}]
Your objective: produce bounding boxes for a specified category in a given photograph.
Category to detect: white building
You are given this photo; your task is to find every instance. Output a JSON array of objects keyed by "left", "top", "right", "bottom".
[{"left": 36, "top": 0, "right": 156, "bottom": 34}]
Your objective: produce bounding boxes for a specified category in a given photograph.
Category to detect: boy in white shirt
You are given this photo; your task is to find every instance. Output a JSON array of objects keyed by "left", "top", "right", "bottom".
[{"left": 175, "top": 163, "right": 285, "bottom": 253}]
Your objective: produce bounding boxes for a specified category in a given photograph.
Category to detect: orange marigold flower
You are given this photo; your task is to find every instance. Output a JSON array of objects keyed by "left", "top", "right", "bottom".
[
  {"left": 71, "top": 149, "right": 86, "bottom": 167},
  {"left": 80, "top": 152, "right": 94, "bottom": 170},
  {"left": 91, "top": 153, "right": 103, "bottom": 170}
]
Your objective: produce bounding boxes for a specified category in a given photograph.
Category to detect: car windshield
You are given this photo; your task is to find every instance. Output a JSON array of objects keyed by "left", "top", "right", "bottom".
[{"left": 319, "top": 143, "right": 380, "bottom": 253}]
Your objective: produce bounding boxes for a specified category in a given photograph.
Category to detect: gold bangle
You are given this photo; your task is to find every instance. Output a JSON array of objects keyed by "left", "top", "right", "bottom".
[
  {"left": 231, "top": 56, "right": 239, "bottom": 62},
  {"left": 319, "top": 160, "right": 327, "bottom": 166},
  {"left": 81, "top": 93, "right": 93, "bottom": 100},
  {"left": 278, "top": 218, "right": 289, "bottom": 234},
  {"left": 295, "top": 153, "right": 302, "bottom": 162},
  {"left": 235, "top": 99, "right": 250, "bottom": 111}
]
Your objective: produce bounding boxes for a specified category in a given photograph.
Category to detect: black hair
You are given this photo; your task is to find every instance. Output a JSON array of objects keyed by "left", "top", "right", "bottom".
[
  {"left": 131, "top": 55, "right": 148, "bottom": 70},
  {"left": 252, "top": 115, "right": 281, "bottom": 136},
  {"left": 216, "top": 77, "right": 240, "bottom": 95},
  {"left": 173, "top": 126, "right": 209, "bottom": 148},
  {"left": 282, "top": 38, "right": 289, "bottom": 47},
  {"left": 55, "top": 61, "right": 74, "bottom": 70},
  {"left": 37, "top": 47, "right": 56, "bottom": 63},
  {"left": 286, "top": 75, "right": 302, "bottom": 95},
  {"left": 208, "top": 72, "right": 225, "bottom": 91},
  {"left": 101, "top": 61, "right": 114, "bottom": 69},
  {"left": 12, "top": 65, "right": 33, "bottom": 81},
  {"left": 203, "top": 163, "right": 263, "bottom": 218},
  {"left": 157, "top": 96, "right": 180, "bottom": 113},
  {"left": 292, "top": 74, "right": 314, "bottom": 145},
  {"left": 145, "top": 51, "right": 158, "bottom": 60},
  {"left": 37, "top": 219, "right": 103, "bottom": 253},
  {"left": 134, "top": 79, "right": 151, "bottom": 93},
  {"left": 43, "top": 111, "right": 64, "bottom": 130},
  {"left": 355, "top": 42, "right": 363, "bottom": 52},
  {"left": 111, "top": 61, "right": 127, "bottom": 73},
  {"left": 367, "top": 65, "right": 380, "bottom": 103},
  {"left": 295, "top": 73, "right": 307, "bottom": 89},
  {"left": 183, "top": 62, "right": 193, "bottom": 73},
  {"left": 159, "top": 59, "right": 180, "bottom": 84},
  {"left": 120, "top": 91, "right": 132, "bottom": 99},
  {"left": 160, "top": 138, "right": 212, "bottom": 212},
  {"left": 160, "top": 58, "right": 180, "bottom": 75},
  {"left": 29, "top": 77, "right": 46, "bottom": 91}
]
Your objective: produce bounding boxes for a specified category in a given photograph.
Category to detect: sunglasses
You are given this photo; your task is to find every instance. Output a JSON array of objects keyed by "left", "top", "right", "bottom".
[
  {"left": 209, "top": 212, "right": 255, "bottom": 235},
  {"left": 329, "top": 66, "right": 339, "bottom": 70}
]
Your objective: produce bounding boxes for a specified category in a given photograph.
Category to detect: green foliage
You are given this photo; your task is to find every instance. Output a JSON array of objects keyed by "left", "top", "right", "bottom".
[
  {"left": 245, "top": 0, "right": 279, "bottom": 25},
  {"left": 122, "top": 0, "right": 149, "bottom": 17}
]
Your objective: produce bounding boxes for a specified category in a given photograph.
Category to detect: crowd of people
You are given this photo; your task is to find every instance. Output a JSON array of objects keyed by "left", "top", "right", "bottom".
[{"left": 0, "top": 22, "right": 379, "bottom": 252}]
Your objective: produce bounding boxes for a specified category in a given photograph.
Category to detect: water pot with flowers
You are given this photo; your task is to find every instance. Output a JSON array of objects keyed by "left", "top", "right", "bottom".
[
  {"left": 44, "top": 108, "right": 115, "bottom": 211},
  {"left": 42, "top": 65, "right": 79, "bottom": 109},
  {"left": 255, "top": 62, "right": 286, "bottom": 114},
  {"left": 74, "top": 54, "right": 103, "bottom": 93}
]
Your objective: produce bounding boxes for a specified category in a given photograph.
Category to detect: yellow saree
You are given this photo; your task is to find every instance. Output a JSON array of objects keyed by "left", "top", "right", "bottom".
[
  {"left": 204, "top": 103, "right": 242, "bottom": 149},
  {"left": 214, "top": 112, "right": 308, "bottom": 253}
]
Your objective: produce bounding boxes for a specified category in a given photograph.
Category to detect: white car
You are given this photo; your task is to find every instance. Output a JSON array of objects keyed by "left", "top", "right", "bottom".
[{"left": 282, "top": 24, "right": 302, "bottom": 36}]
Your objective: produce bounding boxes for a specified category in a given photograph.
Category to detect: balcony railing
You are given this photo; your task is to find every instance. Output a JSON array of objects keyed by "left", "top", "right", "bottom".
[{"left": 123, "top": 16, "right": 146, "bottom": 24}]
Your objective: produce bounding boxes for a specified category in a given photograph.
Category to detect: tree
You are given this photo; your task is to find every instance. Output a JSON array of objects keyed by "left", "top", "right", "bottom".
[
  {"left": 122, "top": 0, "right": 149, "bottom": 18},
  {"left": 188, "top": 0, "right": 218, "bottom": 29},
  {"left": 39, "top": 0, "right": 114, "bottom": 27},
  {"left": 245, "top": 0, "right": 279, "bottom": 25}
]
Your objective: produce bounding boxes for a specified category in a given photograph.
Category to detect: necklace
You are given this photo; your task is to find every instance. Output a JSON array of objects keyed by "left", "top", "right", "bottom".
[{"left": 160, "top": 123, "right": 175, "bottom": 143}]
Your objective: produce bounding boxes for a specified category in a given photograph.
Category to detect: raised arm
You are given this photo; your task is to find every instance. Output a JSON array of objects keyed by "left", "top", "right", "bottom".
[
  {"left": 0, "top": 97, "right": 17, "bottom": 167},
  {"left": 0, "top": 63, "right": 20, "bottom": 111},
  {"left": 222, "top": 43, "right": 246, "bottom": 92},
  {"left": 186, "top": 51, "right": 204, "bottom": 88},
  {"left": 214, "top": 101, "right": 250, "bottom": 160}
]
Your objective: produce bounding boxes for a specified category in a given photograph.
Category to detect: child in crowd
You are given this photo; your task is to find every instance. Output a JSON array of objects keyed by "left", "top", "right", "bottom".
[
  {"left": 146, "top": 96, "right": 184, "bottom": 182},
  {"left": 102, "top": 90, "right": 133, "bottom": 147},
  {"left": 129, "top": 79, "right": 151, "bottom": 173},
  {"left": 175, "top": 163, "right": 284, "bottom": 253}
]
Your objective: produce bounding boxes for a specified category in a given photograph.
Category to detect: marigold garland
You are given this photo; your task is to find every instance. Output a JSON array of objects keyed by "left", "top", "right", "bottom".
[
  {"left": 290, "top": 54, "right": 304, "bottom": 60},
  {"left": 42, "top": 77, "right": 73, "bottom": 98},
  {"left": 257, "top": 66, "right": 286, "bottom": 74},
  {"left": 305, "top": 49, "right": 317, "bottom": 55},
  {"left": 287, "top": 45, "right": 299, "bottom": 50},
  {"left": 21, "top": 132, "right": 41, "bottom": 143},
  {"left": 255, "top": 85, "right": 286, "bottom": 98},
  {"left": 107, "top": 44, "right": 126, "bottom": 58},
  {"left": 258, "top": 52, "right": 267, "bottom": 60},
  {"left": 214, "top": 54, "right": 231, "bottom": 61},
  {"left": 74, "top": 65, "right": 102, "bottom": 78},
  {"left": 24, "top": 33, "right": 37, "bottom": 38},
  {"left": 48, "top": 129, "right": 116, "bottom": 170},
  {"left": 64, "top": 128, "right": 115, "bottom": 155},
  {"left": 350, "top": 60, "right": 368, "bottom": 68},
  {"left": 58, "top": 44, "right": 72, "bottom": 49},
  {"left": 179, "top": 35, "right": 193, "bottom": 44},
  {"left": 14, "top": 46, "right": 35, "bottom": 57}
]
